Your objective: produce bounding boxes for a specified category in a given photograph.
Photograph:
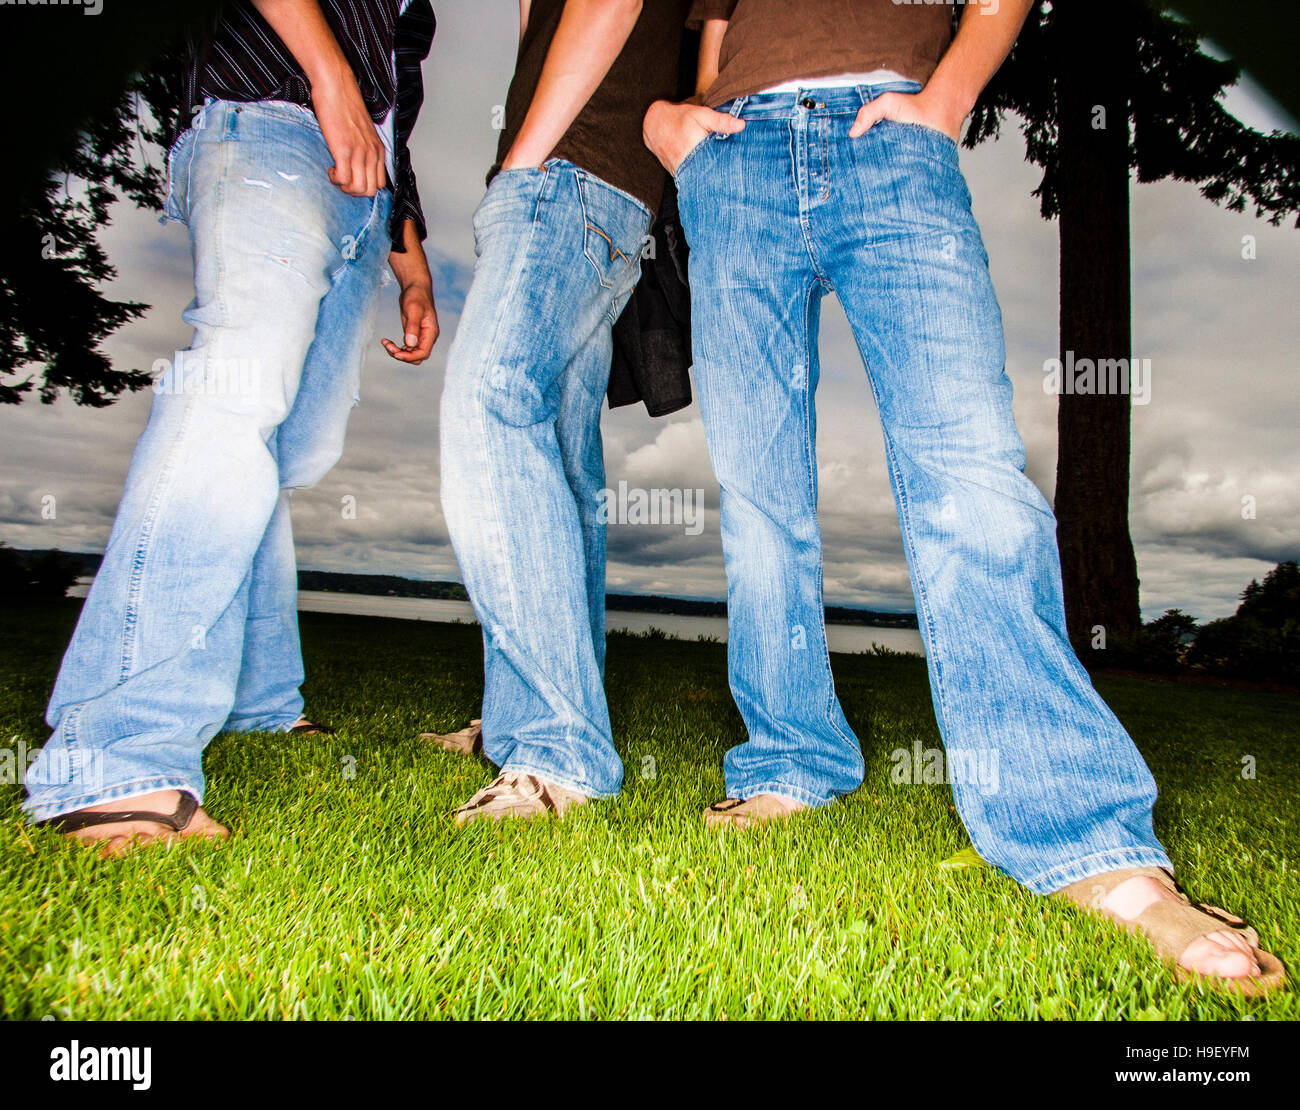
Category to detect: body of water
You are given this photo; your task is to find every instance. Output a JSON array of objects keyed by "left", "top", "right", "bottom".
[
  {"left": 297, "top": 591, "right": 924, "bottom": 655},
  {"left": 68, "top": 581, "right": 924, "bottom": 655}
]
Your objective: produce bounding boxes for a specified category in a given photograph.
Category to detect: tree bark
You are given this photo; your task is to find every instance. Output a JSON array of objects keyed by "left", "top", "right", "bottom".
[{"left": 1053, "top": 0, "right": 1141, "bottom": 659}]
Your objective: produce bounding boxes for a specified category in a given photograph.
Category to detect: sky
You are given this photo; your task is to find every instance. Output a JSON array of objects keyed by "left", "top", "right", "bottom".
[{"left": 1, "top": 3, "right": 1297, "bottom": 624}]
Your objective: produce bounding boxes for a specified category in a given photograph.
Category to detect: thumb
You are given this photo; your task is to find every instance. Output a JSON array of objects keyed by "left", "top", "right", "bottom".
[
  {"left": 704, "top": 108, "right": 746, "bottom": 135},
  {"left": 400, "top": 303, "right": 418, "bottom": 347},
  {"left": 849, "top": 98, "right": 890, "bottom": 139}
]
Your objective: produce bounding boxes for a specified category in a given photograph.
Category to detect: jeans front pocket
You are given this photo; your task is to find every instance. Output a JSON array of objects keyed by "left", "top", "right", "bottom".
[
  {"left": 672, "top": 131, "right": 718, "bottom": 184},
  {"left": 164, "top": 126, "right": 198, "bottom": 223},
  {"left": 882, "top": 118, "right": 960, "bottom": 159}
]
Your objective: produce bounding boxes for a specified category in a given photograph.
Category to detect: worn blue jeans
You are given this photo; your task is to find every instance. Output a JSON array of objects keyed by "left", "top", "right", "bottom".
[
  {"left": 24, "top": 101, "right": 391, "bottom": 822},
  {"left": 440, "top": 160, "right": 650, "bottom": 798},
  {"left": 675, "top": 84, "right": 1171, "bottom": 894}
]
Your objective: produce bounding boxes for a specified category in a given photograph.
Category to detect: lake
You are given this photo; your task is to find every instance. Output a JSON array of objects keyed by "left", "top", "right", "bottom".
[
  {"left": 67, "top": 581, "right": 924, "bottom": 656},
  {"left": 296, "top": 591, "right": 924, "bottom": 655}
]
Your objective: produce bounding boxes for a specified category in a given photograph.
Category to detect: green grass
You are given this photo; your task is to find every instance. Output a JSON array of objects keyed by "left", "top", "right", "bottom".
[{"left": 1, "top": 599, "right": 1296, "bottom": 1019}]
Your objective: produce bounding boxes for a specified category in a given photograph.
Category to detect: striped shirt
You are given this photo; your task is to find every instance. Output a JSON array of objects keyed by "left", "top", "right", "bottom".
[{"left": 178, "top": 0, "right": 435, "bottom": 251}]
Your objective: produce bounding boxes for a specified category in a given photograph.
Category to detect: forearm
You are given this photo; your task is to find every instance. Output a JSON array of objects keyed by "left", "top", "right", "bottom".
[
  {"left": 923, "top": 0, "right": 1033, "bottom": 118},
  {"left": 695, "top": 19, "right": 726, "bottom": 97},
  {"left": 504, "top": 0, "right": 643, "bottom": 167},
  {"left": 251, "top": 0, "right": 355, "bottom": 90},
  {"left": 388, "top": 220, "right": 431, "bottom": 290}
]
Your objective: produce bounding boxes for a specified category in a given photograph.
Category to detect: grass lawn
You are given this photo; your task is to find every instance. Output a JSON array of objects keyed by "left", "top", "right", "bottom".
[{"left": 1, "top": 599, "right": 1296, "bottom": 1020}]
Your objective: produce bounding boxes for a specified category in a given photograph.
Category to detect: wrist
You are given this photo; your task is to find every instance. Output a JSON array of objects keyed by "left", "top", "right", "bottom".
[
  {"left": 502, "top": 131, "right": 551, "bottom": 169},
  {"left": 921, "top": 75, "right": 977, "bottom": 127},
  {"left": 305, "top": 56, "right": 356, "bottom": 96},
  {"left": 395, "top": 272, "right": 433, "bottom": 295}
]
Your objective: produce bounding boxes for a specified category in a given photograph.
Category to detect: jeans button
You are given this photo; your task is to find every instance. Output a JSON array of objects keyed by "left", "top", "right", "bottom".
[{"left": 801, "top": 97, "right": 816, "bottom": 110}]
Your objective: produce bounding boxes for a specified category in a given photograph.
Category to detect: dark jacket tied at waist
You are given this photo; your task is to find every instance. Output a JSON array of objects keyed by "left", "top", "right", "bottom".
[{"left": 608, "top": 179, "right": 693, "bottom": 419}]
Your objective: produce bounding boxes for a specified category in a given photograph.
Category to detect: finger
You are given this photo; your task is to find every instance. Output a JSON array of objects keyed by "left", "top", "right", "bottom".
[
  {"left": 341, "top": 149, "right": 360, "bottom": 195},
  {"left": 381, "top": 337, "right": 418, "bottom": 362},
  {"left": 352, "top": 150, "right": 371, "bottom": 196},
  {"left": 377, "top": 156, "right": 388, "bottom": 192}
]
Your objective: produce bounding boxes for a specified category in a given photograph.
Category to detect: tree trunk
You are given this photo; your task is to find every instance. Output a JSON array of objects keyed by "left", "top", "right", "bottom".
[{"left": 1053, "top": 0, "right": 1141, "bottom": 661}]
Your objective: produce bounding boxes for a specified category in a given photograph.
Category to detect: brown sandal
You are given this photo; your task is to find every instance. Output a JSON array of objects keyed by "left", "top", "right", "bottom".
[
  {"left": 420, "top": 718, "right": 483, "bottom": 756},
  {"left": 1057, "top": 866, "right": 1287, "bottom": 996}
]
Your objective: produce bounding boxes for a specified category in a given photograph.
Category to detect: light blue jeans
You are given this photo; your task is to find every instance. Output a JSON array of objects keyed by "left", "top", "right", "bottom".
[
  {"left": 675, "top": 84, "right": 1172, "bottom": 894},
  {"left": 440, "top": 160, "right": 650, "bottom": 798},
  {"left": 24, "top": 100, "right": 391, "bottom": 822}
]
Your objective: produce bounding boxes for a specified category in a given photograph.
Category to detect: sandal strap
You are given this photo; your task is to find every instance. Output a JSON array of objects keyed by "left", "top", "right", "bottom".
[
  {"left": 37, "top": 792, "right": 198, "bottom": 834},
  {"left": 1058, "top": 865, "right": 1176, "bottom": 904},
  {"left": 1058, "top": 866, "right": 1258, "bottom": 963},
  {"left": 1137, "top": 897, "right": 1252, "bottom": 963}
]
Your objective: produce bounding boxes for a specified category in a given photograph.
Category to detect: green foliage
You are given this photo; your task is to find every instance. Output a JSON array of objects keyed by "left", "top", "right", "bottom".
[
  {"left": 1188, "top": 562, "right": 1300, "bottom": 683},
  {"left": 1, "top": 8, "right": 205, "bottom": 406},
  {"left": 967, "top": 1, "right": 1300, "bottom": 226},
  {"left": 1138, "top": 608, "right": 1200, "bottom": 674}
]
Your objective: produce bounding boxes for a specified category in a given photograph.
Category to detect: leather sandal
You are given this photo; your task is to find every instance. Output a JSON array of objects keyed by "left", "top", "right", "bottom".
[
  {"left": 1057, "top": 866, "right": 1287, "bottom": 996},
  {"left": 420, "top": 718, "right": 483, "bottom": 756}
]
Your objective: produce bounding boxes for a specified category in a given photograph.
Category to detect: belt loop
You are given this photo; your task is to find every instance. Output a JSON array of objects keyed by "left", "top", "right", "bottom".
[
  {"left": 856, "top": 84, "right": 870, "bottom": 107},
  {"left": 729, "top": 96, "right": 746, "bottom": 118}
]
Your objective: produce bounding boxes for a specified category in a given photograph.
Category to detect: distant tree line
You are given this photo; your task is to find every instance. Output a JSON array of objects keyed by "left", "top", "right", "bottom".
[
  {"left": 1115, "top": 561, "right": 1300, "bottom": 684},
  {"left": 0, "top": 544, "right": 83, "bottom": 599},
  {"left": 9, "top": 548, "right": 1293, "bottom": 683}
]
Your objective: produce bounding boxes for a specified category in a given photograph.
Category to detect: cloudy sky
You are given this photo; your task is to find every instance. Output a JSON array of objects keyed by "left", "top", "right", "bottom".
[{"left": 2, "top": 4, "right": 1297, "bottom": 622}]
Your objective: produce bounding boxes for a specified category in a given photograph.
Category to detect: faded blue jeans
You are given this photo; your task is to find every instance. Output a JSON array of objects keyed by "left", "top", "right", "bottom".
[
  {"left": 675, "top": 84, "right": 1171, "bottom": 894},
  {"left": 440, "top": 160, "right": 650, "bottom": 798},
  {"left": 24, "top": 101, "right": 391, "bottom": 822}
]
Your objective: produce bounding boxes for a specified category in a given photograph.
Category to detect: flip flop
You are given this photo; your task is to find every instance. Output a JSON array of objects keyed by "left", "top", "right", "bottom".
[
  {"left": 288, "top": 717, "right": 335, "bottom": 735},
  {"left": 1057, "top": 866, "right": 1287, "bottom": 996},
  {"left": 36, "top": 791, "right": 200, "bottom": 835},
  {"left": 703, "top": 794, "right": 806, "bottom": 828}
]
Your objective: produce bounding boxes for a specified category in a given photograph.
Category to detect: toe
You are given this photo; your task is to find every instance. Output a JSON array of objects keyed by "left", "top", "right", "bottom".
[{"left": 1183, "top": 933, "right": 1261, "bottom": 979}]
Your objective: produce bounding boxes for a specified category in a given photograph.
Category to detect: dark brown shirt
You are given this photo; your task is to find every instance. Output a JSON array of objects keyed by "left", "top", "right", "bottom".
[
  {"left": 688, "top": 0, "right": 953, "bottom": 108},
  {"left": 494, "top": 0, "right": 692, "bottom": 215}
]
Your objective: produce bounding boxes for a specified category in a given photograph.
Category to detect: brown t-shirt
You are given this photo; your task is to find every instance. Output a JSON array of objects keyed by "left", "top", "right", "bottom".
[
  {"left": 688, "top": 0, "right": 953, "bottom": 108},
  {"left": 494, "top": 0, "right": 692, "bottom": 215}
]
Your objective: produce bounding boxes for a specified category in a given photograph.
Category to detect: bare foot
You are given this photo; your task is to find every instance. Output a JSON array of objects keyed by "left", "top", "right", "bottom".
[
  {"left": 703, "top": 794, "right": 807, "bottom": 829},
  {"left": 63, "top": 790, "right": 228, "bottom": 858},
  {"left": 1102, "top": 874, "right": 1262, "bottom": 981}
]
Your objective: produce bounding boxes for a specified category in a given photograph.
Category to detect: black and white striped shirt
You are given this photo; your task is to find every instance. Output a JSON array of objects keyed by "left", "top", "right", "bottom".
[{"left": 178, "top": 0, "right": 435, "bottom": 251}]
